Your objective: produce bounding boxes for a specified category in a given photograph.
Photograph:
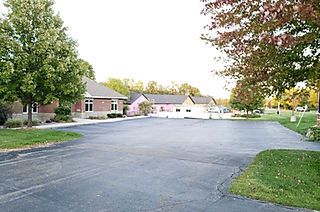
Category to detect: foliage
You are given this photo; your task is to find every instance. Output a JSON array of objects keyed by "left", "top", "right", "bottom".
[
  {"left": 4, "top": 118, "right": 40, "bottom": 128},
  {"left": 309, "top": 89, "right": 319, "bottom": 109},
  {"left": 266, "top": 88, "right": 318, "bottom": 110},
  {"left": 178, "top": 83, "right": 201, "bottom": 96},
  {"left": 54, "top": 106, "right": 71, "bottom": 117},
  {"left": 0, "top": 129, "right": 82, "bottom": 149},
  {"left": 0, "top": 100, "right": 12, "bottom": 125},
  {"left": 215, "top": 98, "right": 229, "bottom": 107},
  {"left": 0, "top": 0, "right": 88, "bottom": 127},
  {"left": 23, "top": 119, "right": 40, "bottom": 126},
  {"left": 124, "top": 79, "right": 145, "bottom": 93},
  {"left": 54, "top": 106, "right": 72, "bottom": 122},
  {"left": 53, "top": 115, "right": 72, "bottom": 122},
  {"left": 79, "top": 59, "right": 95, "bottom": 80},
  {"left": 229, "top": 81, "right": 265, "bottom": 113},
  {"left": 145, "top": 81, "right": 160, "bottom": 94},
  {"left": 139, "top": 101, "right": 153, "bottom": 116},
  {"left": 102, "top": 78, "right": 202, "bottom": 96},
  {"left": 4, "top": 119, "right": 23, "bottom": 128},
  {"left": 280, "top": 88, "right": 309, "bottom": 116},
  {"left": 233, "top": 114, "right": 261, "bottom": 119},
  {"left": 88, "top": 116, "right": 107, "bottom": 120},
  {"left": 107, "top": 113, "right": 123, "bottom": 118},
  {"left": 265, "top": 97, "right": 279, "bottom": 109},
  {"left": 102, "top": 78, "right": 130, "bottom": 97},
  {"left": 123, "top": 105, "right": 129, "bottom": 115},
  {"left": 306, "top": 127, "right": 320, "bottom": 142},
  {"left": 230, "top": 150, "right": 320, "bottom": 210},
  {"left": 202, "top": 0, "right": 320, "bottom": 97}
]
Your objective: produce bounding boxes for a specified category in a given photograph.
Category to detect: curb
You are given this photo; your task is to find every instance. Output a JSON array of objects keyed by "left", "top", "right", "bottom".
[{"left": 34, "top": 116, "right": 148, "bottom": 130}]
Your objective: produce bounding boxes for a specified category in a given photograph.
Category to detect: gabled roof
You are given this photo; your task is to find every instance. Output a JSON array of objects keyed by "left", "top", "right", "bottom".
[
  {"left": 191, "top": 96, "right": 216, "bottom": 105},
  {"left": 129, "top": 92, "right": 147, "bottom": 104},
  {"left": 144, "top": 94, "right": 193, "bottom": 104},
  {"left": 83, "top": 77, "right": 127, "bottom": 99}
]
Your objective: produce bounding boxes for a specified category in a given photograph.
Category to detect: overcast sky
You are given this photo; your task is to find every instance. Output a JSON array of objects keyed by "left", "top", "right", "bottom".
[{"left": 2, "top": 0, "right": 231, "bottom": 98}]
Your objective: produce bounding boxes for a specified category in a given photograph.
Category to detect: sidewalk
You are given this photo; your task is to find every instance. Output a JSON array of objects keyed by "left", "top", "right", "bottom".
[{"left": 35, "top": 116, "right": 147, "bottom": 129}]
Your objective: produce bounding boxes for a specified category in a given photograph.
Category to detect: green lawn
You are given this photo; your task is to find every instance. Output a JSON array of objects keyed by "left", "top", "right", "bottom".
[
  {"left": 229, "top": 150, "right": 320, "bottom": 210},
  {"left": 0, "top": 129, "right": 82, "bottom": 149},
  {"left": 256, "top": 110, "right": 317, "bottom": 135}
]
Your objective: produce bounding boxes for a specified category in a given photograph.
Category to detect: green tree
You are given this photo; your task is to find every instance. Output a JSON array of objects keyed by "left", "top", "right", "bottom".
[
  {"left": 229, "top": 81, "right": 265, "bottom": 117},
  {"left": 133, "top": 80, "right": 145, "bottom": 93},
  {"left": 145, "top": 81, "right": 159, "bottom": 94},
  {"left": 138, "top": 101, "right": 153, "bottom": 116},
  {"left": 280, "top": 88, "right": 309, "bottom": 118},
  {"left": 0, "top": 0, "right": 87, "bottom": 127},
  {"left": 309, "top": 89, "right": 318, "bottom": 109},
  {"left": 102, "top": 78, "right": 130, "bottom": 97},
  {"left": 178, "top": 83, "right": 201, "bottom": 96},
  {"left": 79, "top": 59, "right": 95, "bottom": 80},
  {"left": 166, "top": 82, "right": 179, "bottom": 95},
  {"left": 124, "top": 79, "right": 144, "bottom": 93}
]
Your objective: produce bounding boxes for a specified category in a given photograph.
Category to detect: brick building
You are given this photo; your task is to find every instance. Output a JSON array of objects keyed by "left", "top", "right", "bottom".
[{"left": 12, "top": 77, "right": 127, "bottom": 121}]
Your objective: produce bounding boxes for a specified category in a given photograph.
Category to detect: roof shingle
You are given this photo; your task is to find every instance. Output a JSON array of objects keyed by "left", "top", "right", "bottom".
[
  {"left": 191, "top": 96, "right": 216, "bottom": 104},
  {"left": 144, "top": 94, "right": 191, "bottom": 104},
  {"left": 83, "top": 77, "right": 127, "bottom": 99}
]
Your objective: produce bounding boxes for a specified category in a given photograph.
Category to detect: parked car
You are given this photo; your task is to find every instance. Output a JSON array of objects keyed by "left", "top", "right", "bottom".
[
  {"left": 296, "top": 106, "right": 310, "bottom": 112},
  {"left": 253, "top": 109, "right": 264, "bottom": 114},
  {"left": 222, "top": 107, "right": 231, "bottom": 113}
]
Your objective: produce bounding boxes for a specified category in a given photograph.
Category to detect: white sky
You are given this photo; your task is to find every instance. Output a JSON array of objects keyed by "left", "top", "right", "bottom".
[{"left": 1, "top": 0, "right": 231, "bottom": 98}]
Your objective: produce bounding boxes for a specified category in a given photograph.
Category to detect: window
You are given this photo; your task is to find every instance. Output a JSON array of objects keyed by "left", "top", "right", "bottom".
[
  {"left": 23, "top": 103, "right": 38, "bottom": 114},
  {"left": 186, "top": 109, "right": 192, "bottom": 113},
  {"left": 111, "top": 100, "right": 118, "bottom": 111},
  {"left": 176, "top": 109, "right": 181, "bottom": 112},
  {"left": 85, "top": 99, "right": 93, "bottom": 112}
]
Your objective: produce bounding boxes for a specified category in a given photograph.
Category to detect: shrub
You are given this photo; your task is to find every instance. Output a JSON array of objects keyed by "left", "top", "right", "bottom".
[
  {"left": 306, "top": 127, "right": 320, "bottom": 142},
  {"left": 54, "top": 106, "right": 71, "bottom": 116},
  {"left": 123, "top": 105, "right": 129, "bottom": 115},
  {"left": 139, "top": 101, "right": 153, "bottom": 115},
  {"left": 4, "top": 119, "right": 23, "bottom": 128},
  {"left": 23, "top": 119, "right": 41, "bottom": 126},
  {"left": 232, "top": 114, "right": 261, "bottom": 118},
  {"left": 241, "top": 114, "right": 261, "bottom": 118},
  {"left": 88, "top": 116, "right": 107, "bottom": 120},
  {"left": 54, "top": 106, "right": 72, "bottom": 122},
  {"left": 53, "top": 115, "right": 72, "bottom": 122},
  {"left": 0, "top": 101, "right": 13, "bottom": 125},
  {"left": 107, "top": 113, "right": 123, "bottom": 118}
]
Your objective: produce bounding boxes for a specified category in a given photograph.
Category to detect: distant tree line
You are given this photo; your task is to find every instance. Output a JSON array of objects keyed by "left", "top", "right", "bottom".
[
  {"left": 266, "top": 88, "right": 319, "bottom": 111},
  {"left": 102, "top": 78, "right": 202, "bottom": 97}
]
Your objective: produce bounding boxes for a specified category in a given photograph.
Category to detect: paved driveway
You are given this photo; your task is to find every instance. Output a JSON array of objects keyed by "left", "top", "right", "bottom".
[{"left": 0, "top": 118, "right": 319, "bottom": 212}]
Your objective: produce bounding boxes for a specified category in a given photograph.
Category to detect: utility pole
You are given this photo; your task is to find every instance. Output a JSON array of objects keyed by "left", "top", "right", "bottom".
[{"left": 317, "top": 91, "right": 320, "bottom": 127}]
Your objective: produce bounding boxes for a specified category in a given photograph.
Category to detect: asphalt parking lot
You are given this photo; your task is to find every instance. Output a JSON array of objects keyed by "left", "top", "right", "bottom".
[{"left": 0, "top": 118, "right": 319, "bottom": 212}]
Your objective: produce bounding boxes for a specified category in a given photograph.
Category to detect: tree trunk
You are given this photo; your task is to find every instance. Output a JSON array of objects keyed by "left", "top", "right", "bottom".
[
  {"left": 27, "top": 98, "right": 33, "bottom": 128},
  {"left": 246, "top": 109, "right": 249, "bottom": 119},
  {"left": 290, "top": 108, "right": 296, "bottom": 122}
]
